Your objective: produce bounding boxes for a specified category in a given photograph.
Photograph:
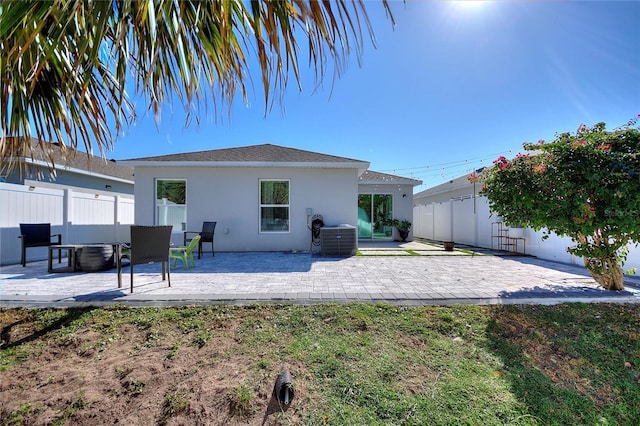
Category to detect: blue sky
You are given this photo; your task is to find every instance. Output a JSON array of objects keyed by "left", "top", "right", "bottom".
[{"left": 109, "top": 1, "right": 640, "bottom": 192}]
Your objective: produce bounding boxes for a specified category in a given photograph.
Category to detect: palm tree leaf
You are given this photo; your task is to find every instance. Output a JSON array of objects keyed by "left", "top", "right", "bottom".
[{"left": 1, "top": 0, "right": 392, "bottom": 175}]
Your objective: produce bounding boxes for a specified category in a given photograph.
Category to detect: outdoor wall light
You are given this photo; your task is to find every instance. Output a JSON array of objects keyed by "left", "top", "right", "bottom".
[
  {"left": 94, "top": 194, "right": 99, "bottom": 198},
  {"left": 105, "top": 184, "right": 112, "bottom": 189},
  {"left": 402, "top": 194, "right": 407, "bottom": 198},
  {"left": 28, "top": 186, "right": 35, "bottom": 191}
]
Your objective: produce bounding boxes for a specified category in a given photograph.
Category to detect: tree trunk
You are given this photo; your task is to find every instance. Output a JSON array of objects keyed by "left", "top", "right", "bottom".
[
  {"left": 583, "top": 256, "right": 624, "bottom": 291},
  {"left": 577, "top": 231, "right": 625, "bottom": 291},
  {"left": 576, "top": 231, "right": 625, "bottom": 290}
]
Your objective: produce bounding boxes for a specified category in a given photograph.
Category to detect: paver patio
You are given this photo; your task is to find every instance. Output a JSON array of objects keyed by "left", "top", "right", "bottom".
[{"left": 1, "top": 241, "right": 639, "bottom": 308}]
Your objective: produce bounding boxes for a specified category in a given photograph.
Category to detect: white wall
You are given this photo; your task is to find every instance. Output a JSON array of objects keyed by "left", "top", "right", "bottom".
[
  {"left": 413, "top": 204, "right": 432, "bottom": 241},
  {"left": 452, "top": 197, "right": 476, "bottom": 245},
  {"left": 133, "top": 166, "right": 360, "bottom": 252},
  {"left": 0, "top": 183, "right": 134, "bottom": 265},
  {"left": 414, "top": 195, "right": 639, "bottom": 277}
]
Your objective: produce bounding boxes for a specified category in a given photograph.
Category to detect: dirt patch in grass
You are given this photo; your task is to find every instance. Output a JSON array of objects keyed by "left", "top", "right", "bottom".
[
  {"left": 1, "top": 307, "right": 303, "bottom": 425},
  {"left": 2, "top": 303, "right": 639, "bottom": 425}
]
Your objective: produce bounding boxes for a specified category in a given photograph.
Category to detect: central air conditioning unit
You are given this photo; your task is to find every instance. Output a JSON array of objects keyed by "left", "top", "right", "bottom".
[{"left": 320, "top": 225, "right": 357, "bottom": 256}]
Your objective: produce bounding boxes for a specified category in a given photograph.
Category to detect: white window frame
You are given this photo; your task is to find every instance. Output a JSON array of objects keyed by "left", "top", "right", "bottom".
[
  {"left": 259, "top": 179, "right": 290, "bottom": 233},
  {"left": 155, "top": 178, "right": 187, "bottom": 232}
]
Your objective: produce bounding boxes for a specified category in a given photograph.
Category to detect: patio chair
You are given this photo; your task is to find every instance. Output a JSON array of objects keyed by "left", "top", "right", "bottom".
[
  {"left": 117, "top": 225, "right": 172, "bottom": 293},
  {"left": 169, "top": 235, "right": 201, "bottom": 269},
  {"left": 184, "top": 221, "right": 216, "bottom": 259},
  {"left": 19, "top": 223, "right": 62, "bottom": 267}
]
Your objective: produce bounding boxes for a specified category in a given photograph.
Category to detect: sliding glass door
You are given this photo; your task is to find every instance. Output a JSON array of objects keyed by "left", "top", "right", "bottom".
[{"left": 357, "top": 194, "right": 393, "bottom": 239}]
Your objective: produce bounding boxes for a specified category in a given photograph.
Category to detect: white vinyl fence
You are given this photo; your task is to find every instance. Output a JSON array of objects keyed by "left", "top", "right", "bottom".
[
  {"left": 413, "top": 195, "right": 639, "bottom": 277},
  {"left": 0, "top": 182, "right": 134, "bottom": 266}
]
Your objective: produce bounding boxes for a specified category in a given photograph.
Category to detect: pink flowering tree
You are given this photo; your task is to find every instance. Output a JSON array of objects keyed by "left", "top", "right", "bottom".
[{"left": 479, "top": 118, "right": 640, "bottom": 290}]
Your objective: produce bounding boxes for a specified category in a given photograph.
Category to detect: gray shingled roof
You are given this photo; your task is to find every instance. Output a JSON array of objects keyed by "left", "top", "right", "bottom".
[
  {"left": 11, "top": 138, "right": 134, "bottom": 182},
  {"left": 122, "top": 143, "right": 367, "bottom": 164},
  {"left": 413, "top": 167, "right": 486, "bottom": 198},
  {"left": 359, "top": 170, "right": 422, "bottom": 186}
]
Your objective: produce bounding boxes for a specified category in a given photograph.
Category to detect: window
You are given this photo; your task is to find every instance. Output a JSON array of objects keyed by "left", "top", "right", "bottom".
[
  {"left": 156, "top": 179, "right": 186, "bottom": 231},
  {"left": 260, "top": 180, "right": 289, "bottom": 232}
]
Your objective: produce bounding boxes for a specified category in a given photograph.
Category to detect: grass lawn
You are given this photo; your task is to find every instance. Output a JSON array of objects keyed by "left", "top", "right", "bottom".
[{"left": 1, "top": 303, "right": 639, "bottom": 425}]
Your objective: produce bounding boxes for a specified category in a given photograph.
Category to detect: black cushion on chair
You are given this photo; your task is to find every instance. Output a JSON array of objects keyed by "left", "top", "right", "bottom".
[{"left": 19, "top": 223, "right": 62, "bottom": 267}]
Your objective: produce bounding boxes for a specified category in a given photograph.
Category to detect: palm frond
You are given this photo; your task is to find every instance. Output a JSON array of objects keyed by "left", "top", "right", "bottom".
[{"left": 0, "top": 0, "right": 393, "bottom": 175}]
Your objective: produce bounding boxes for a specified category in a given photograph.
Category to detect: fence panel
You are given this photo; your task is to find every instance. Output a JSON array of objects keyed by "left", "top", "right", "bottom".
[
  {"left": 413, "top": 194, "right": 638, "bottom": 276},
  {"left": 118, "top": 197, "right": 135, "bottom": 224},
  {"left": 71, "top": 192, "right": 115, "bottom": 225},
  {"left": 452, "top": 198, "right": 476, "bottom": 245},
  {"left": 433, "top": 202, "right": 452, "bottom": 242},
  {"left": 413, "top": 204, "right": 434, "bottom": 241},
  {"left": 0, "top": 184, "right": 64, "bottom": 227},
  {"left": 475, "top": 196, "right": 495, "bottom": 249},
  {"left": 0, "top": 183, "right": 134, "bottom": 265}
]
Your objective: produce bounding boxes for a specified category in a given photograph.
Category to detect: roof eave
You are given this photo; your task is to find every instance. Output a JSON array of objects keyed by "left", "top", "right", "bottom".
[
  {"left": 359, "top": 179, "right": 423, "bottom": 186},
  {"left": 414, "top": 181, "right": 476, "bottom": 198},
  {"left": 119, "top": 160, "right": 371, "bottom": 170},
  {"left": 20, "top": 158, "right": 134, "bottom": 184}
]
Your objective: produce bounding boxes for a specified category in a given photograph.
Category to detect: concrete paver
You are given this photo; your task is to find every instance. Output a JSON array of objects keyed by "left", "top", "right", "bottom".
[{"left": 1, "top": 244, "right": 639, "bottom": 308}]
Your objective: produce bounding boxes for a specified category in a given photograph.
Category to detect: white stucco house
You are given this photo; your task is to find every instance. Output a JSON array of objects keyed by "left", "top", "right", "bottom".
[{"left": 119, "top": 144, "right": 421, "bottom": 252}]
